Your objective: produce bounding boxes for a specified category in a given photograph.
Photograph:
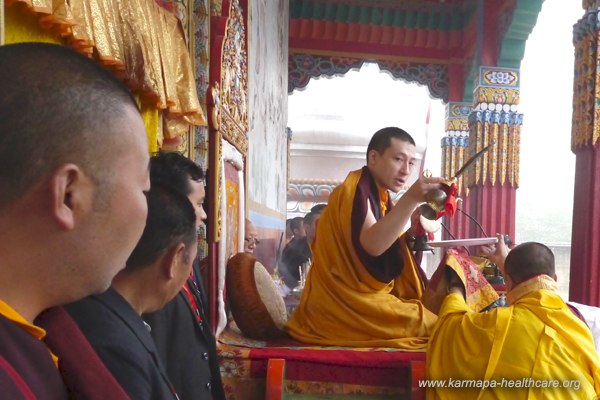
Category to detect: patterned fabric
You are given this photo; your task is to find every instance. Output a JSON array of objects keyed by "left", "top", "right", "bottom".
[
  {"left": 225, "top": 162, "right": 241, "bottom": 261},
  {"left": 506, "top": 274, "right": 558, "bottom": 305},
  {"left": 428, "top": 248, "right": 499, "bottom": 312},
  {"left": 218, "top": 326, "right": 424, "bottom": 399}
]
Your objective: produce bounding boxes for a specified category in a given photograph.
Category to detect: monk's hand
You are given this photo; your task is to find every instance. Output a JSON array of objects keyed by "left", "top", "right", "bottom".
[
  {"left": 446, "top": 269, "right": 465, "bottom": 298},
  {"left": 423, "top": 268, "right": 451, "bottom": 315},
  {"left": 447, "top": 285, "right": 465, "bottom": 298},
  {"left": 404, "top": 175, "right": 446, "bottom": 205},
  {"left": 480, "top": 233, "right": 509, "bottom": 275}
]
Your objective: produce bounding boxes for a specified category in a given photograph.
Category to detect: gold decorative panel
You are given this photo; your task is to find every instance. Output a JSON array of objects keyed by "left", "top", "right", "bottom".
[
  {"left": 209, "top": 0, "right": 249, "bottom": 241},
  {"left": 441, "top": 102, "right": 471, "bottom": 196},
  {"left": 216, "top": 0, "right": 248, "bottom": 155}
]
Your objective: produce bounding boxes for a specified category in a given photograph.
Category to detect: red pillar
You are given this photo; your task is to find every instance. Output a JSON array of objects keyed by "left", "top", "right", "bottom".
[
  {"left": 456, "top": 195, "right": 472, "bottom": 238},
  {"left": 480, "top": 0, "right": 499, "bottom": 67},
  {"left": 448, "top": 64, "right": 466, "bottom": 103},
  {"left": 468, "top": 183, "right": 516, "bottom": 241},
  {"left": 569, "top": 145, "right": 600, "bottom": 305},
  {"left": 568, "top": 8, "right": 600, "bottom": 305},
  {"left": 444, "top": 195, "right": 475, "bottom": 240}
]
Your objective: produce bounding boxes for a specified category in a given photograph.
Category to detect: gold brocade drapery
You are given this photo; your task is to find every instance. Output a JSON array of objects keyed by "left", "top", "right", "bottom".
[
  {"left": 4, "top": 5, "right": 160, "bottom": 152},
  {"left": 572, "top": 6, "right": 600, "bottom": 149},
  {"left": 6, "top": 0, "right": 206, "bottom": 146},
  {"left": 139, "top": 96, "right": 161, "bottom": 154},
  {"left": 5, "top": 3, "right": 58, "bottom": 43}
]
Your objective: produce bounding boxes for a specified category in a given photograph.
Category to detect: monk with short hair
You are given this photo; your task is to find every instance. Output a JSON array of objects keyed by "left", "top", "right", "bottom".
[
  {"left": 0, "top": 42, "right": 149, "bottom": 398},
  {"left": 427, "top": 238, "right": 600, "bottom": 399},
  {"left": 285, "top": 127, "right": 444, "bottom": 349},
  {"left": 244, "top": 218, "right": 259, "bottom": 254}
]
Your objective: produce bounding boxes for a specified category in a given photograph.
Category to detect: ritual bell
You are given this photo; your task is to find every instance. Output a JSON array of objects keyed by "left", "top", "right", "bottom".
[
  {"left": 412, "top": 143, "right": 493, "bottom": 252},
  {"left": 412, "top": 179, "right": 458, "bottom": 252},
  {"left": 418, "top": 188, "right": 448, "bottom": 220}
]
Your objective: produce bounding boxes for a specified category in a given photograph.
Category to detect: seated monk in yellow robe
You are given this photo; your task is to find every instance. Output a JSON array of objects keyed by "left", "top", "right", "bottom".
[
  {"left": 285, "top": 127, "right": 445, "bottom": 350},
  {"left": 427, "top": 239, "right": 600, "bottom": 399}
]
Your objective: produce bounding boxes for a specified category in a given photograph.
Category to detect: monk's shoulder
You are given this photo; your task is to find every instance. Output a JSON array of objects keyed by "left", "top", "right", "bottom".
[{"left": 331, "top": 169, "right": 363, "bottom": 198}]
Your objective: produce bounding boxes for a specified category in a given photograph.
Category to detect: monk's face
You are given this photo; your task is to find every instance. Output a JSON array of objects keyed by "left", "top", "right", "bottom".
[
  {"left": 187, "top": 179, "right": 207, "bottom": 229},
  {"left": 368, "top": 138, "right": 416, "bottom": 193},
  {"left": 244, "top": 221, "right": 259, "bottom": 253},
  {"left": 305, "top": 214, "right": 322, "bottom": 244}
]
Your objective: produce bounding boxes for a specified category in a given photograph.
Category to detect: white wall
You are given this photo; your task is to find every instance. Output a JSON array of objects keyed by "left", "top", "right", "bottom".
[{"left": 247, "top": 0, "right": 289, "bottom": 215}]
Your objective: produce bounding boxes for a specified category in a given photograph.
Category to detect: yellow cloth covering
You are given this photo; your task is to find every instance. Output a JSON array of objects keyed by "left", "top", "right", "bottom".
[
  {"left": 285, "top": 169, "right": 437, "bottom": 349},
  {"left": 427, "top": 275, "right": 600, "bottom": 399}
]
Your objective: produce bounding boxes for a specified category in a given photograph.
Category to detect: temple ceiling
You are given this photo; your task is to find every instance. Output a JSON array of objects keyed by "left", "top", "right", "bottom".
[{"left": 288, "top": 0, "right": 544, "bottom": 102}]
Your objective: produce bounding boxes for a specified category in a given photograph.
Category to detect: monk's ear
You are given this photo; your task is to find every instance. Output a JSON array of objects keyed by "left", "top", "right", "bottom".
[
  {"left": 367, "top": 149, "right": 378, "bottom": 165},
  {"left": 49, "top": 164, "right": 91, "bottom": 230},
  {"left": 162, "top": 243, "right": 187, "bottom": 280}
]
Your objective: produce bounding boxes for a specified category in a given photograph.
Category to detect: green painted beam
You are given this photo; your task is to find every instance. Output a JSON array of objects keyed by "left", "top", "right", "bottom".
[
  {"left": 290, "top": 0, "right": 302, "bottom": 18},
  {"left": 417, "top": 10, "right": 428, "bottom": 29},
  {"left": 348, "top": 4, "right": 360, "bottom": 23},
  {"left": 371, "top": 7, "right": 384, "bottom": 25},
  {"left": 497, "top": 0, "right": 544, "bottom": 67},
  {"left": 324, "top": 3, "right": 337, "bottom": 20},
  {"left": 450, "top": 11, "right": 464, "bottom": 30},
  {"left": 392, "top": 9, "right": 406, "bottom": 27},
  {"left": 300, "top": 1, "right": 314, "bottom": 19},
  {"left": 463, "top": 0, "right": 545, "bottom": 102},
  {"left": 405, "top": 9, "right": 417, "bottom": 28},
  {"left": 439, "top": 12, "right": 451, "bottom": 31},
  {"left": 335, "top": 3, "right": 349, "bottom": 22},
  {"left": 291, "top": 0, "right": 473, "bottom": 32},
  {"left": 382, "top": 9, "right": 395, "bottom": 26},
  {"left": 313, "top": 1, "right": 325, "bottom": 20},
  {"left": 358, "top": 6, "right": 371, "bottom": 24}
]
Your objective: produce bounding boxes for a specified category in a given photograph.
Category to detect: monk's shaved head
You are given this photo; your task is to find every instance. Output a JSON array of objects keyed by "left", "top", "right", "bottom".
[
  {"left": 504, "top": 242, "right": 555, "bottom": 284},
  {"left": 366, "top": 127, "right": 415, "bottom": 163},
  {"left": 244, "top": 218, "right": 259, "bottom": 253},
  {"left": 0, "top": 42, "right": 139, "bottom": 211}
]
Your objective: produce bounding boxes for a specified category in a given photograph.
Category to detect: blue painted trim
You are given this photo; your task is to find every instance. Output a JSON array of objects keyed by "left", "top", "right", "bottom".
[{"left": 248, "top": 210, "right": 286, "bottom": 230}]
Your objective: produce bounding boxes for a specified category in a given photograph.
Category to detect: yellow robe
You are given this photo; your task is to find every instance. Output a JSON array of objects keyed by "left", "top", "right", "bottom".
[
  {"left": 427, "top": 275, "right": 600, "bottom": 399},
  {"left": 285, "top": 169, "right": 437, "bottom": 349}
]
